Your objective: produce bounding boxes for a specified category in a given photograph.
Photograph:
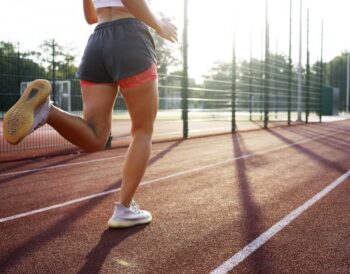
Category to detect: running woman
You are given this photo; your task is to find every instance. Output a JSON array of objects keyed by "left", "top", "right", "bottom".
[{"left": 3, "top": 0, "right": 177, "bottom": 228}]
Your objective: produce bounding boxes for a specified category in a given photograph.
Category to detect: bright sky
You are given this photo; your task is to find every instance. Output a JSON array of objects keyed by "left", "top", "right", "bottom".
[{"left": 1, "top": 0, "right": 349, "bottom": 82}]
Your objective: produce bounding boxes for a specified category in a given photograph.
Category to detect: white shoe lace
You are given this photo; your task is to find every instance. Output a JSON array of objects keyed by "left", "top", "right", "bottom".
[{"left": 130, "top": 201, "right": 141, "bottom": 214}]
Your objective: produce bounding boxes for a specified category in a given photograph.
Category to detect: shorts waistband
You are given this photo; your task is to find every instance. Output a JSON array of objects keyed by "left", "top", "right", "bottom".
[{"left": 94, "top": 18, "right": 148, "bottom": 31}]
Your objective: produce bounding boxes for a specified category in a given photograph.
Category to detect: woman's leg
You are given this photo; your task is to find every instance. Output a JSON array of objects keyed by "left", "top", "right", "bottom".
[
  {"left": 47, "top": 84, "right": 118, "bottom": 152},
  {"left": 118, "top": 80, "right": 158, "bottom": 207}
]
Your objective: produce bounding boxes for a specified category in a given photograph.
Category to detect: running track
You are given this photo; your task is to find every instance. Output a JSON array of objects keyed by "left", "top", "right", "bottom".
[{"left": 1, "top": 120, "right": 350, "bottom": 273}]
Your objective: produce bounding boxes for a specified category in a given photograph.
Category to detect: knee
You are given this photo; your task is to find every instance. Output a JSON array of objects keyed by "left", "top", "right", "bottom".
[
  {"left": 131, "top": 125, "right": 154, "bottom": 139},
  {"left": 83, "top": 138, "right": 108, "bottom": 153}
]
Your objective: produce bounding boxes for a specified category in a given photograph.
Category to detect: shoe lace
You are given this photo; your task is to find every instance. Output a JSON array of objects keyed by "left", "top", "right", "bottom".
[{"left": 130, "top": 201, "right": 141, "bottom": 214}]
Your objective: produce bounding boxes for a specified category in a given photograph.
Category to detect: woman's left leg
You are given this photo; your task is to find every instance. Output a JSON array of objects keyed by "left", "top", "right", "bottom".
[{"left": 47, "top": 84, "right": 118, "bottom": 152}]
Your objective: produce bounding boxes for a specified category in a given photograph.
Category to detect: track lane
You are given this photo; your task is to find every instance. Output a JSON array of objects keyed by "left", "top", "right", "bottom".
[
  {"left": 1, "top": 123, "right": 348, "bottom": 219},
  {"left": 1, "top": 121, "right": 350, "bottom": 273}
]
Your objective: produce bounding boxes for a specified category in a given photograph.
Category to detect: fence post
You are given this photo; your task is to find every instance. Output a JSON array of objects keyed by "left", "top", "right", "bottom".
[
  {"left": 182, "top": 0, "right": 189, "bottom": 139},
  {"left": 305, "top": 9, "right": 310, "bottom": 123},
  {"left": 249, "top": 30, "right": 253, "bottom": 121},
  {"left": 231, "top": 30, "right": 237, "bottom": 132},
  {"left": 287, "top": 0, "right": 292, "bottom": 125},
  {"left": 264, "top": 0, "right": 270, "bottom": 129},
  {"left": 297, "top": 0, "right": 303, "bottom": 122},
  {"left": 17, "top": 42, "right": 21, "bottom": 95},
  {"left": 319, "top": 20, "right": 324, "bottom": 123},
  {"left": 52, "top": 39, "right": 56, "bottom": 100}
]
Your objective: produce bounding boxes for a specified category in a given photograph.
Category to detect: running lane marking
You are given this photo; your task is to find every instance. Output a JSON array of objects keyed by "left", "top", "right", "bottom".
[
  {"left": 0, "top": 155, "right": 124, "bottom": 177},
  {"left": 0, "top": 127, "right": 343, "bottom": 178},
  {"left": 0, "top": 129, "right": 348, "bottom": 224},
  {"left": 210, "top": 170, "right": 350, "bottom": 274}
]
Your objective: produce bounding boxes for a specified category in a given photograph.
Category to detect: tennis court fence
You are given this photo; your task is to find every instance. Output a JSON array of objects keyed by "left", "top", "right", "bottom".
[{"left": 0, "top": 51, "right": 335, "bottom": 156}]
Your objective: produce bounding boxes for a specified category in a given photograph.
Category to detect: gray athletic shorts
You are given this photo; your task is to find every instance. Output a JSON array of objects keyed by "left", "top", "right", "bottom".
[{"left": 76, "top": 18, "right": 157, "bottom": 84}]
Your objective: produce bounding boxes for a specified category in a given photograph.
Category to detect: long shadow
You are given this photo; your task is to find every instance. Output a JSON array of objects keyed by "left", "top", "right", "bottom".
[
  {"left": 266, "top": 128, "right": 348, "bottom": 174},
  {"left": 292, "top": 123, "right": 350, "bottom": 137},
  {"left": 292, "top": 125, "right": 350, "bottom": 142},
  {"left": 0, "top": 158, "right": 38, "bottom": 173},
  {"left": 0, "top": 153, "right": 87, "bottom": 185},
  {"left": 283, "top": 127, "right": 350, "bottom": 155},
  {"left": 232, "top": 133, "right": 272, "bottom": 273},
  {"left": 321, "top": 121, "right": 350, "bottom": 131},
  {"left": 251, "top": 120, "right": 265, "bottom": 129},
  {"left": 0, "top": 150, "right": 86, "bottom": 173},
  {"left": 0, "top": 140, "right": 183, "bottom": 273}
]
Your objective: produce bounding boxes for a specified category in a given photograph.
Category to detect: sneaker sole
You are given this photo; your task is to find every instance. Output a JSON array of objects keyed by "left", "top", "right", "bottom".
[
  {"left": 3, "top": 79, "right": 52, "bottom": 145},
  {"left": 107, "top": 215, "right": 152, "bottom": 229}
]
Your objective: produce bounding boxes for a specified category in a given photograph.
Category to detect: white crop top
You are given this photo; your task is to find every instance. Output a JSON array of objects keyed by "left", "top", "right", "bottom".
[{"left": 92, "top": 0, "right": 124, "bottom": 9}]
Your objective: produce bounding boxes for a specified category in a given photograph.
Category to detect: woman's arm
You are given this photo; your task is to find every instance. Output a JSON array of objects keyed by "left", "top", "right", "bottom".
[
  {"left": 83, "top": 0, "right": 98, "bottom": 24},
  {"left": 121, "top": 0, "right": 177, "bottom": 42}
]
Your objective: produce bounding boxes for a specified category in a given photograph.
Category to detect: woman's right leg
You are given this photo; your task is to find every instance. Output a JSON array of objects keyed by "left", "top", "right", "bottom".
[
  {"left": 107, "top": 79, "right": 157, "bottom": 228},
  {"left": 47, "top": 84, "right": 118, "bottom": 152},
  {"left": 117, "top": 80, "right": 158, "bottom": 207}
]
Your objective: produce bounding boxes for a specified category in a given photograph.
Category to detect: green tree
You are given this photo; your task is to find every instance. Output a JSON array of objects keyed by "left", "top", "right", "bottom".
[
  {"left": 0, "top": 41, "right": 45, "bottom": 111},
  {"left": 150, "top": 30, "right": 181, "bottom": 76},
  {"left": 37, "top": 39, "right": 77, "bottom": 80},
  {"left": 151, "top": 26, "right": 181, "bottom": 110}
]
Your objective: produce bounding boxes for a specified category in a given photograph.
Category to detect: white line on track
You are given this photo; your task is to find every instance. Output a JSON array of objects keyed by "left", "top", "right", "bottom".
[
  {"left": 0, "top": 155, "right": 125, "bottom": 177},
  {"left": 0, "top": 127, "right": 343, "bottom": 178},
  {"left": 0, "top": 128, "right": 348, "bottom": 225},
  {"left": 210, "top": 170, "right": 350, "bottom": 274}
]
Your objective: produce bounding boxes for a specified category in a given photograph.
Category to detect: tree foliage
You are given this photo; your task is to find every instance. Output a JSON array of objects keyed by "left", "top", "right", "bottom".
[{"left": 0, "top": 40, "right": 78, "bottom": 111}]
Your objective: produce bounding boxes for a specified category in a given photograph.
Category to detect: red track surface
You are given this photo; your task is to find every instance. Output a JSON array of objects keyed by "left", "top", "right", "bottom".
[{"left": 1, "top": 120, "right": 350, "bottom": 273}]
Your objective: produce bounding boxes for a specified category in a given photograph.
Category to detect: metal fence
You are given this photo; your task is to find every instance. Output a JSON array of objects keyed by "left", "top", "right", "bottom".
[{"left": 0, "top": 49, "right": 326, "bottom": 156}]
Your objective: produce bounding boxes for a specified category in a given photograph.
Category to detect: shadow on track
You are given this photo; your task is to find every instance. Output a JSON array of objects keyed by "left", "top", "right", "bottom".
[
  {"left": 0, "top": 153, "right": 87, "bottom": 185},
  {"left": 283, "top": 126, "right": 350, "bottom": 154},
  {"left": 77, "top": 226, "right": 146, "bottom": 274},
  {"left": 266, "top": 128, "right": 348, "bottom": 174},
  {"left": 0, "top": 140, "right": 183, "bottom": 273},
  {"left": 231, "top": 133, "right": 272, "bottom": 273}
]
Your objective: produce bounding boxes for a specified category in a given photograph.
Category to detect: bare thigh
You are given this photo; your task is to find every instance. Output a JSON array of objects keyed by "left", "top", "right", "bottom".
[
  {"left": 81, "top": 84, "right": 118, "bottom": 140},
  {"left": 120, "top": 80, "right": 158, "bottom": 134}
]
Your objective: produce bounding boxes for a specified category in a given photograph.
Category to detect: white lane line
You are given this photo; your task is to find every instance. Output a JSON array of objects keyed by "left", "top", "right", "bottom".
[
  {"left": 0, "top": 155, "right": 124, "bottom": 177},
  {"left": 1, "top": 128, "right": 346, "bottom": 178},
  {"left": 210, "top": 170, "right": 350, "bottom": 274},
  {"left": 0, "top": 144, "right": 192, "bottom": 177},
  {"left": 0, "top": 129, "right": 348, "bottom": 224}
]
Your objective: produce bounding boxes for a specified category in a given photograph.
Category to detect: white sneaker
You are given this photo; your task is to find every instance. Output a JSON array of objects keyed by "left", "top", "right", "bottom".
[
  {"left": 3, "top": 79, "right": 52, "bottom": 145},
  {"left": 107, "top": 200, "right": 152, "bottom": 228}
]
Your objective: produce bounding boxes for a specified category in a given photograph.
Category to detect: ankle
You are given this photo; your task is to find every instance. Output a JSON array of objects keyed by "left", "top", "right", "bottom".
[{"left": 119, "top": 200, "right": 132, "bottom": 208}]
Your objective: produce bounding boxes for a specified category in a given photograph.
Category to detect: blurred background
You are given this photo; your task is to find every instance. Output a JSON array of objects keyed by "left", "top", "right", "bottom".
[{"left": 1, "top": 0, "right": 349, "bottom": 155}]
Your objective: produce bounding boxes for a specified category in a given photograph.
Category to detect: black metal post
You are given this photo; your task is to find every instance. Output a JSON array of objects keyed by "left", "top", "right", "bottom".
[
  {"left": 17, "top": 42, "right": 21, "bottom": 94},
  {"left": 52, "top": 39, "right": 56, "bottom": 100},
  {"left": 249, "top": 30, "right": 253, "bottom": 121},
  {"left": 305, "top": 9, "right": 310, "bottom": 123},
  {"left": 319, "top": 20, "right": 324, "bottom": 123},
  {"left": 182, "top": 0, "right": 189, "bottom": 138},
  {"left": 264, "top": 0, "right": 270, "bottom": 129},
  {"left": 231, "top": 29, "right": 237, "bottom": 132},
  {"left": 287, "top": 0, "right": 292, "bottom": 125}
]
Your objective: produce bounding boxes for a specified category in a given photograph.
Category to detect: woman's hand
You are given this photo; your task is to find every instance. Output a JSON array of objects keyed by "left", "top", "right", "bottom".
[
  {"left": 156, "top": 18, "right": 178, "bottom": 43},
  {"left": 122, "top": 0, "right": 177, "bottom": 43}
]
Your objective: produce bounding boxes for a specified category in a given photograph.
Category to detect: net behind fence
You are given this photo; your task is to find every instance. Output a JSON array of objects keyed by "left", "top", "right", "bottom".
[{"left": 0, "top": 51, "right": 325, "bottom": 155}]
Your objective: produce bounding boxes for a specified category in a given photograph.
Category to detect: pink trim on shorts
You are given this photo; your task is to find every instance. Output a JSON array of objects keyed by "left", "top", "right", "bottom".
[
  {"left": 80, "top": 80, "right": 115, "bottom": 88},
  {"left": 80, "top": 63, "right": 157, "bottom": 90},
  {"left": 118, "top": 63, "right": 157, "bottom": 89}
]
